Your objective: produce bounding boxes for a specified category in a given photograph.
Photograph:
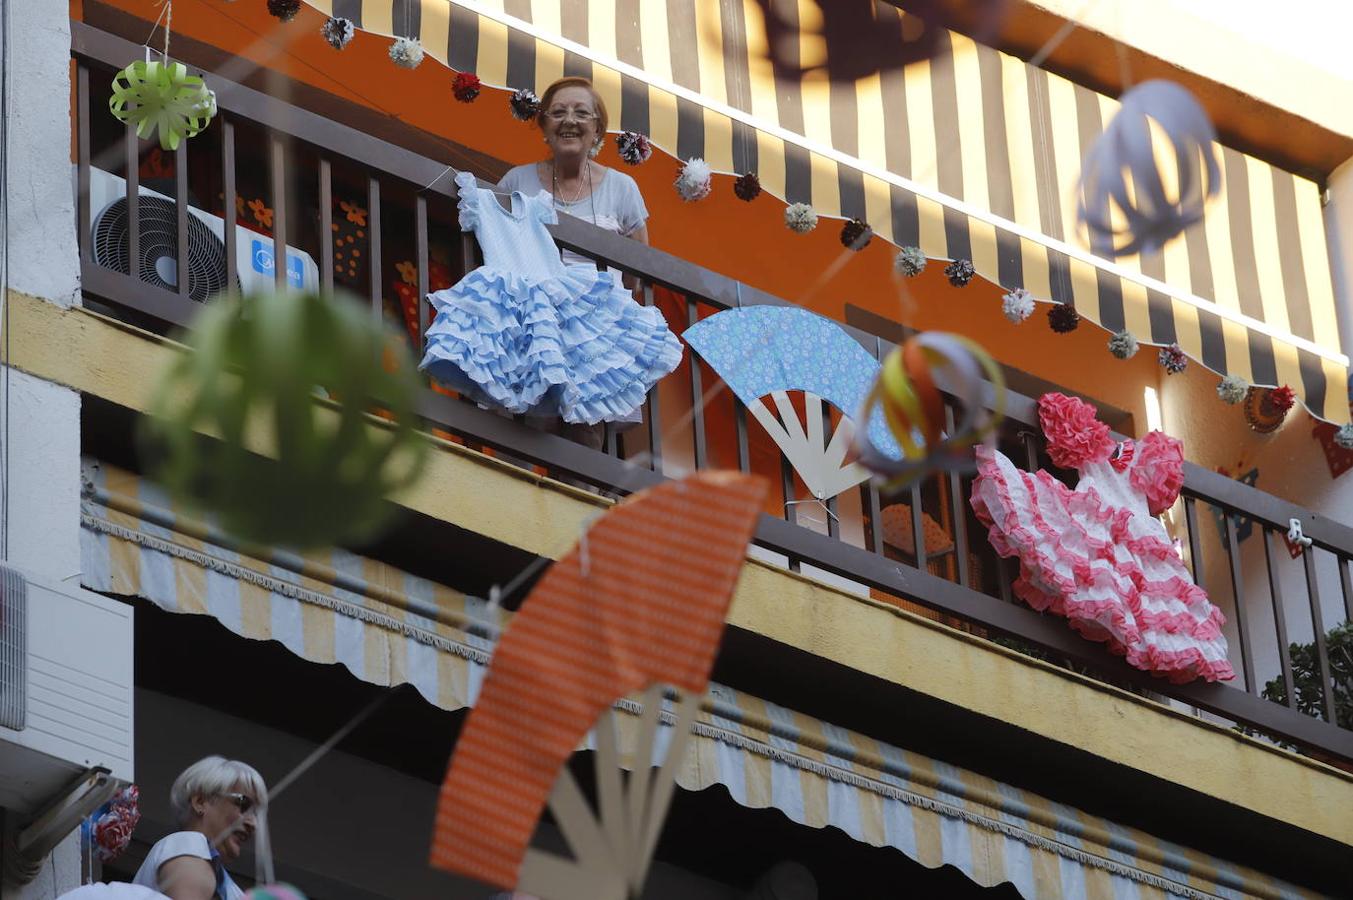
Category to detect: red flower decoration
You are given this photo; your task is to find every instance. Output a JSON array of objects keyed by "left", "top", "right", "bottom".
[
  {"left": 1037, "top": 392, "right": 1114, "bottom": 469},
  {"left": 92, "top": 785, "right": 141, "bottom": 863},
  {"left": 453, "top": 72, "right": 482, "bottom": 103},
  {"left": 1269, "top": 385, "right": 1296, "bottom": 414}
]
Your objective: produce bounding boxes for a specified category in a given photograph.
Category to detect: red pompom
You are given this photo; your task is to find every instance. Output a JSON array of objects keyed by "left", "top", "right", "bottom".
[
  {"left": 453, "top": 72, "right": 482, "bottom": 103},
  {"left": 1269, "top": 385, "right": 1296, "bottom": 414}
]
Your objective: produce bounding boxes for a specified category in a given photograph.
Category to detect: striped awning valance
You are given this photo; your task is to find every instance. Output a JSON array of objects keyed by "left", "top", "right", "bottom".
[
  {"left": 79, "top": 458, "right": 1318, "bottom": 899},
  {"left": 302, "top": 0, "right": 1349, "bottom": 423}
]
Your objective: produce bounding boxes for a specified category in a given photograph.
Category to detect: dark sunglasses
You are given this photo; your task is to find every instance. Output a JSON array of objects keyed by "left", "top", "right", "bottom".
[{"left": 219, "top": 792, "right": 257, "bottom": 814}]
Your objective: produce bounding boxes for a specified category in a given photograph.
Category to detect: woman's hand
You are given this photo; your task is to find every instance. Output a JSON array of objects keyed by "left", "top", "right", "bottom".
[{"left": 157, "top": 856, "right": 220, "bottom": 900}]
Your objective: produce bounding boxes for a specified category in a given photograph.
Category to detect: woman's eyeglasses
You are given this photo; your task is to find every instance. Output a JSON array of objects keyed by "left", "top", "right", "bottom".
[
  {"left": 220, "top": 792, "right": 257, "bottom": 814},
  {"left": 544, "top": 108, "right": 596, "bottom": 123}
]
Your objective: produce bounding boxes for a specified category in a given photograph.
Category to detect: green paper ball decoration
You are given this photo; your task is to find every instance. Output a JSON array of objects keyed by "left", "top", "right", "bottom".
[
  {"left": 140, "top": 291, "right": 429, "bottom": 548},
  {"left": 109, "top": 60, "right": 216, "bottom": 152},
  {"left": 1335, "top": 424, "right": 1353, "bottom": 450}
]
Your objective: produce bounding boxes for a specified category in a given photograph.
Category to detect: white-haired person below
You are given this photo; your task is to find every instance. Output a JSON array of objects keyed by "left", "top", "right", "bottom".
[{"left": 131, "top": 756, "right": 267, "bottom": 900}]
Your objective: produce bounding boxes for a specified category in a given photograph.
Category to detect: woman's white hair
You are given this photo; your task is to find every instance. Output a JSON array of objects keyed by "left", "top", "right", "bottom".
[{"left": 169, "top": 756, "right": 268, "bottom": 826}]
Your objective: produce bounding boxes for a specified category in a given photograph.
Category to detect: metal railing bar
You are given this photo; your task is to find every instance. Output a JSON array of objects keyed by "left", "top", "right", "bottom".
[
  {"left": 319, "top": 158, "right": 334, "bottom": 297},
  {"left": 1262, "top": 528, "right": 1298, "bottom": 711},
  {"left": 1224, "top": 514, "right": 1258, "bottom": 693},
  {"left": 175, "top": 141, "right": 190, "bottom": 299},
  {"left": 1301, "top": 548, "right": 1338, "bottom": 724}
]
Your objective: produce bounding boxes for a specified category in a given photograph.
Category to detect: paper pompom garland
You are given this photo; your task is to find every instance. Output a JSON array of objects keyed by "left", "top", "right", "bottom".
[
  {"left": 785, "top": 203, "right": 818, "bottom": 234},
  {"left": 1001, "top": 288, "right": 1034, "bottom": 324},
  {"left": 109, "top": 60, "right": 216, "bottom": 152},
  {"left": 675, "top": 158, "right": 713, "bottom": 201},
  {"left": 1108, "top": 329, "right": 1139, "bottom": 359},
  {"left": 509, "top": 88, "right": 540, "bottom": 121},
  {"left": 944, "top": 258, "right": 975, "bottom": 287},
  {"left": 733, "top": 172, "right": 762, "bottom": 201},
  {"left": 453, "top": 72, "right": 482, "bottom": 102},
  {"left": 389, "top": 37, "right": 425, "bottom": 69},
  {"left": 268, "top": 0, "right": 302, "bottom": 22},
  {"left": 1047, "top": 302, "right": 1080, "bottom": 333},
  {"left": 841, "top": 218, "right": 872, "bottom": 251},
  {"left": 1158, "top": 342, "right": 1188, "bottom": 374},
  {"left": 1217, "top": 374, "right": 1249, "bottom": 404},
  {"left": 1335, "top": 424, "right": 1353, "bottom": 450},
  {"left": 616, "top": 131, "right": 652, "bottom": 166},
  {"left": 894, "top": 247, "right": 926, "bottom": 277}
]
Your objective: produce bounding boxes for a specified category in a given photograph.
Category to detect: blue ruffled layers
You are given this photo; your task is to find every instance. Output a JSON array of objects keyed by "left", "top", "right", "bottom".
[{"left": 420, "top": 263, "right": 682, "bottom": 424}]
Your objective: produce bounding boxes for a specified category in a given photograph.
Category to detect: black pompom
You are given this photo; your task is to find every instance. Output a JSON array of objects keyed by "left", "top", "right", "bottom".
[
  {"left": 268, "top": 0, "right": 302, "bottom": 23},
  {"left": 733, "top": 172, "right": 761, "bottom": 202},
  {"left": 944, "top": 258, "right": 975, "bottom": 287},
  {"left": 509, "top": 88, "right": 541, "bottom": 121},
  {"left": 840, "top": 218, "right": 872, "bottom": 251},
  {"left": 1047, "top": 302, "right": 1081, "bottom": 334}
]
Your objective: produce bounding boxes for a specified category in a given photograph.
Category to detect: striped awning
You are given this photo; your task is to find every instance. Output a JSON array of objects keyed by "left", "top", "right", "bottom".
[
  {"left": 80, "top": 457, "right": 1320, "bottom": 899},
  {"left": 300, "top": 0, "right": 1349, "bottom": 423}
]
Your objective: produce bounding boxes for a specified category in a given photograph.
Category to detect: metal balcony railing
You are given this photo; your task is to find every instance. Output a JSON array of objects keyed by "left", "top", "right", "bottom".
[{"left": 70, "top": 22, "right": 1353, "bottom": 764}]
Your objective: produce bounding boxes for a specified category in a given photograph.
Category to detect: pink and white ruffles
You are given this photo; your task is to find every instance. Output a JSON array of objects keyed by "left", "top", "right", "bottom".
[{"left": 970, "top": 393, "right": 1234, "bottom": 684}]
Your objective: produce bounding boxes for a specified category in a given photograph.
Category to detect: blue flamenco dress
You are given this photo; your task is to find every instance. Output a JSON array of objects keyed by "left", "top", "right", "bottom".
[{"left": 420, "top": 172, "right": 682, "bottom": 424}]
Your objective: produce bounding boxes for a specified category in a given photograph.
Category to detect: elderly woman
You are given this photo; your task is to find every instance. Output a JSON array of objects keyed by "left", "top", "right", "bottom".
[
  {"left": 497, "top": 76, "right": 649, "bottom": 264},
  {"left": 131, "top": 756, "right": 267, "bottom": 900},
  {"left": 490, "top": 76, "right": 660, "bottom": 450}
]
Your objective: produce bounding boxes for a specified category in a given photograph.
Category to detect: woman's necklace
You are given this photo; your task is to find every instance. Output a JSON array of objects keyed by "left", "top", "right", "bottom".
[{"left": 551, "top": 161, "right": 598, "bottom": 226}]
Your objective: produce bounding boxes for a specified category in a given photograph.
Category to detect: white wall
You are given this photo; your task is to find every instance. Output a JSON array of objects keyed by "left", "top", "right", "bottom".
[
  {"left": 1, "top": 0, "right": 80, "bottom": 308},
  {"left": 0, "top": 1, "right": 91, "bottom": 896}
]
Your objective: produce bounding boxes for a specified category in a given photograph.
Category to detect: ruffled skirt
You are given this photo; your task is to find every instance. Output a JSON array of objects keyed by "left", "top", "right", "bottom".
[
  {"left": 420, "top": 263, "right": 682, "bottom": 424},
  {"left": 970, "top": 446, "right": 1235, "bottom": 684}
]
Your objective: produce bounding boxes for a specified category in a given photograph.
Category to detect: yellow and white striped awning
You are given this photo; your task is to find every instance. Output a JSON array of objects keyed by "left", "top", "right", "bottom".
[
  {"left": 302, "top": 0, "right": 1349, "bottom": 423},
  {"left": 79, "top": 458, "right": 1319, "bottom": 899}
]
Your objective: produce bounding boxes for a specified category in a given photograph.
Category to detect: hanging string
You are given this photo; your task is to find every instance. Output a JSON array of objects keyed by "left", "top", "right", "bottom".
[{"left": 144, "top": 0, "right": 173, "bottom": 62}]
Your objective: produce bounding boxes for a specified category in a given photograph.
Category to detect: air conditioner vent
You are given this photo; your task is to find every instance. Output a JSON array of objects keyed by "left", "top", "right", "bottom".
[
  {"left": 0, "top": 563, "right": 26, "bottom": 730},
  {"left": 93, "top": 195, "right": 231, "bottom": 302}
]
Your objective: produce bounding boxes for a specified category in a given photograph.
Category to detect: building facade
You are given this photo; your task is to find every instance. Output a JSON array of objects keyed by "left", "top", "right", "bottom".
[{"left": 3, "top": 0, "right": 1352, "bottom": 897}]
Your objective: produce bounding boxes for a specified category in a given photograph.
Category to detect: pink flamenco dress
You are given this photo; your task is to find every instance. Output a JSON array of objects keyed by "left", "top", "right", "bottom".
[{"left": 970, "top": 393, "right": 1235, "bottom": 684}]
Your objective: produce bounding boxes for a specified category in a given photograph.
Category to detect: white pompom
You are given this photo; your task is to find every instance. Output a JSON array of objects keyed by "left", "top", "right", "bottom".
[
  {"left": 389, "top": 37, "right": 425, "bottom": 69},
  {"left": 675, "top": 158, "right": 712, "bottom": 202}
]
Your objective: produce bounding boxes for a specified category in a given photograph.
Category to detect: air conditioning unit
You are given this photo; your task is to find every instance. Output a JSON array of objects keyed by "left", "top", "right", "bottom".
[
  {"left": 0, "top": 565, "right": 133, "bottom": 815},
  {"left": 83, "top": 167, "right": 319, "bottom": 301}
]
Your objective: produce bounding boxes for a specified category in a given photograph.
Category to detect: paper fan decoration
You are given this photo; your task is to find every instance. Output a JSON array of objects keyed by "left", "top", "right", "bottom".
[
  {"left": 1077, "top": 80, "right": 1220, "bottom": 257},
  {"left": 1244, "top": 386, "right": 1294, "bottom": 434},
  {"left": 109, "top": 60, "right": 216, "bottom": 151},
  {"left": 431, "top": 472, "right": 768, "bottom": 898},
  {"left": 140, "top": 290, "right": 428, "bottom": 548},
  {"left": 683, "top": 307, "right": 901, "bottom": 501}
]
